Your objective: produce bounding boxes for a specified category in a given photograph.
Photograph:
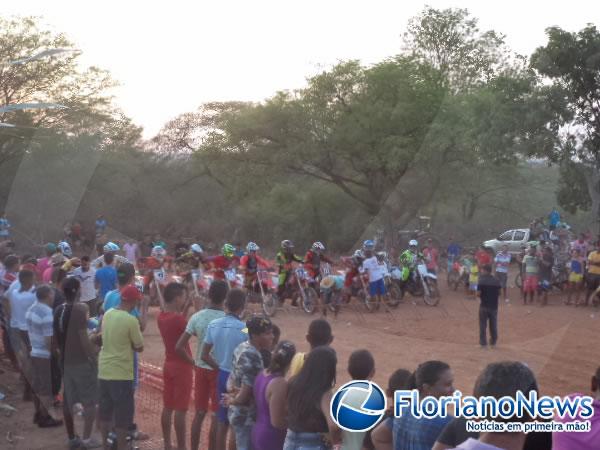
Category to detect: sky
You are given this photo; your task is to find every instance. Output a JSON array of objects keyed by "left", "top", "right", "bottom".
[{"left": 6, "top": 0, "right": 600, "bottom": 138}]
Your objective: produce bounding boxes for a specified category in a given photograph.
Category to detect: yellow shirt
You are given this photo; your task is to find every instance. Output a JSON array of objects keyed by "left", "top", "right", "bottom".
[
  {"left": 288, "top": 352, "right": 306, "bottom": 378},
  {"left": 98, "top": 308, "right": 143, "bottom": 380},
  {"left": 588, "top": 251, "right": 600, "bottom": 275}
]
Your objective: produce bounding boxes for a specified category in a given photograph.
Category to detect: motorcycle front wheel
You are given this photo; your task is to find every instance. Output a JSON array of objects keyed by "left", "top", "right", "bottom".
[
  {"left": 302, "top": 287, "right": 318, "bottom": 315},
  {"left": 261, "top": 292, "right": 277, "bottom": 317},
  {"left": 423, "top": 279, "right": 440, "bottom": 306},
  {"left": 385, "top": 282, "right": 402, "bottom": 308}
]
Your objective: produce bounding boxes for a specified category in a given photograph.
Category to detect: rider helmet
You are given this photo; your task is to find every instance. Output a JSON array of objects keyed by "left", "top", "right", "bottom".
[
  {"left": 281, "top": 240, "right": 294, "bottom": 250},
  {"left": 58, "top": 241, "right": 72, "bottom": 258},
  {"left": 312, "top": 241, "right": 325, "bottom": 251},
  {"left": 246, "top": 242, "right": 260, "bottom": 252},
  {"left": 222, "top": 243, "right": 236, "bottom": 258},
  {"left": 103, "top": 242, "right": 120, "bottom": 253},
  {"left": 353, "top": 249, "right": 364, "bottom": 259},
  {"left": 190, "top": 243, "right": 203, "bottom": 254},
  {"left": 45, "top": 242, "right": 57, "bottom": 254},
  {"left": 363, "top": 240, "right": 375, "bottom": 250},
  {"left": 409, "top": 239, "right": 418, "bottom": 247},
  {"left": 151, "top": 245, "right": 167, "bottom": 259}
]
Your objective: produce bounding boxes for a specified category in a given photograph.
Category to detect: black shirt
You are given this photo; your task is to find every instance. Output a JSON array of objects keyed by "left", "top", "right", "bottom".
[
  {"left": 477, "top": 274, "right": 501, "bottom": 309},
  {"left": 53, "top": 302, "right": 89, "bottom": 366}
]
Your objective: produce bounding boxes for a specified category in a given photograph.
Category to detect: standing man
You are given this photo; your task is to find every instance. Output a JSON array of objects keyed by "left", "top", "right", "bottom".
[
  {"left": 201, "top": 289, "right": 248, "bottom": 450},
  {"left": 123, "top": 239, "right": 140, "bottom": 268},
  {"left": 446, "top": 238, "right": 461, "bottom": 274},
  {"left": 538, "top": 246, "right": 554, "bottom": 306},
  {"left": 477, "top": 265, "right": 501, "bottom": 348},
  {"left": 586, "top": 241, "right": 600, "bottom": 307},
  {"left": 94, "top": 253, "right": 117, "bottom": 303},
  {"left": 97, "top": 286, "right": 144, "bottom": 450},
  {"left": 0, "top": 213, "right": 11, "bottom": 241},
  {"left": 25, "top": 285, "right": 63, "bottom": 427},
  {"left": 493, "top": 244, "right": 511, "bottom": 303},
  {"left": 95, "top": 215, "right": 107, "bottom": 235},
  {"left": 522, "top": 246, "right": 539, "bottom": 305},
  {"left": 549, "top": 207, "right": 561, "bottom": 230},
  {"left": 70, "top": 256, "right": 98, "bottom": 316},
  {"left": 423, "top": 239, "right": 439, "bottom": 274},
  {"left": 475, "top": 245, "right": 492, "bottom": 270},
  {"left": 176, "top": 280, "right": 228, "bottom": 450}
]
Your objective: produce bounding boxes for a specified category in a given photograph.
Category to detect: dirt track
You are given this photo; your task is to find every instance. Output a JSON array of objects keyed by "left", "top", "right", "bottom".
[{"left": 2, "top": 277, "right": 598, "bottom": 449}]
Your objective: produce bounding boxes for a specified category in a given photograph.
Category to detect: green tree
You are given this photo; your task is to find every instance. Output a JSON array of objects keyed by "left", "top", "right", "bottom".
[{"left": 530, "top": 25, "right": 600, "bottom": 222}]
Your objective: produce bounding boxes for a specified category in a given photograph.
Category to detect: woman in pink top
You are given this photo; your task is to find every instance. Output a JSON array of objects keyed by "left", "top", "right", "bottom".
[{"left": 36, "top": 243, "right": 57, "bottom": 281}]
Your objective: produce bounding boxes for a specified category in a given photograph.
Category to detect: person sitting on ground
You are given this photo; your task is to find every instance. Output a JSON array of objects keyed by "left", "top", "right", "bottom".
[
  {"left": 251, "top": 340, "right": 296, "bottom": 450},
  {"left": 372, "top": 360, "right": 455, "bottom": 450},
  {"left": 342, "top": 349, "right": 376, "bottom": 450},
  {"left": 288, "top": 318, "right": 334, "bottom": 377}
]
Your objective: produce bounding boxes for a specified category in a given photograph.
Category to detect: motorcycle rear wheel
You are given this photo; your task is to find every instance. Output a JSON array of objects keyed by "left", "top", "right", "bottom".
[{"left": 302, "top": 287, "right": 318, "bottom": 315}]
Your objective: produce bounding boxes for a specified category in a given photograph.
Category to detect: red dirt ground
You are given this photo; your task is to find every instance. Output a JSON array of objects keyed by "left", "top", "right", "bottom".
[{"left": 2, "top": 275, "right": 598, "bottom": 449}]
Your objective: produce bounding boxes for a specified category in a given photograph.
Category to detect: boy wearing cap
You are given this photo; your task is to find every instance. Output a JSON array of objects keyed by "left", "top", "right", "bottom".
[
  {"left": 223, "top": 316, "right": 274, "bottom": 450},
  {"left": 98, "top": 285, "right": 144, "bottom": 450},
  {"left": 201, "top": 289, "right": 248, "bottom": 450}
]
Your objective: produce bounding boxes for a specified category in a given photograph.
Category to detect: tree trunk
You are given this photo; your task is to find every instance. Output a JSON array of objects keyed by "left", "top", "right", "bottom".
[{"left": 582, "top": 167, "right": 600, "bottom": 234}]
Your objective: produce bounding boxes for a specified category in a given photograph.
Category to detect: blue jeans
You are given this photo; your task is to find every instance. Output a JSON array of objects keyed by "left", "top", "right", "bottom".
[
  {"left": 283, "top": 431, "right": 328, "bottom": 450},
  {"left": 216, "top": 369, "right": 230, "bottom": 423},
  {"left": 233, "top": 424, "right": 253, "bottom": 450}
]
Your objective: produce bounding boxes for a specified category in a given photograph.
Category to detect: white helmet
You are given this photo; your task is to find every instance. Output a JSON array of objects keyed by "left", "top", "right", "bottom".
[
  {"left": 353, "top": 249, "right": 364, "bottom": 259},
  {"left": 103, "top": 242, "right": 120, "bottom": 253},
  {"left": 246, "top": 242, "right": 259, "bottom": 252},
  {"left": 312, "top": 241, "right": 325, "bottom": 251},
  {"left": 190, "top": 243, "right": 203, "bottom": 254},
  {"left": 409, "top": 240, "right": 418, "bottom": 247},
  {"left": 58, "top": 241, "right": 72, "bottom": 258},
  {"left": 151, "top": 245, "right": 166, "bottom": 259}
]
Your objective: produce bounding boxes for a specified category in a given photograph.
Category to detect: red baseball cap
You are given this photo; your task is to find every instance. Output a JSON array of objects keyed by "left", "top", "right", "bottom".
[{"left": 121, "top": 285, "right": 142, "bottom": 303}]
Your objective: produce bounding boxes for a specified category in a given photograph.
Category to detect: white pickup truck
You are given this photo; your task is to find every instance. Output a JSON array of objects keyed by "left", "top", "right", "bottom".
[{"left": 483, "top": 228, "right": 534, "bottom": 256}]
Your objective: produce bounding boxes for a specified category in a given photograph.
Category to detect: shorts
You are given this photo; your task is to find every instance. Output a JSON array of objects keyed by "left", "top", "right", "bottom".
[
  {"left": 469, "top": 283, "right": 478, "bottom": 291},
  {"left": 194, "top": 366, "right": 219, "bottom": 412},
  {"left": 31, "top": 357, "right": 52, "bottom": 397},
  {"left": 587, "top": 273, "right": 600, "bottom": 291},
  {"left": 216, "top": 369, "right": 230, "bottom": 423},
  {"left": 569, "top": 272, "right": 583, "bottom": 284},
  {"left": 369, "top": 279, "right": 386, "bottom": 297},
  {"left": 163, "top": 362, "right": 193, "bottom": 411},
  {"left": 63, "top": 361, "right": 98, "bottom": 408},
  {"left": 496, "top": 272, "right": 508, "bottom": 289},
  {"left": 98, "top": 379, "right": 135, "bottom": 429},
  {"left": 523, "top": 275, "right": 539, "bottom": 293}
]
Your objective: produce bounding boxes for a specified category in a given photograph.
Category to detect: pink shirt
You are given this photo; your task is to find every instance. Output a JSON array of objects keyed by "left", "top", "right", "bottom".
[
  {"left": 42, "top": 266, "right": 54, "bottom": 284},
  {"left": 553, "top": 393, "right": 600, "bottom": 450},
  {"left": 37, "top": 257, "right": 50, "bottom": 280},
  {"left": 123, "top": 243, "right": 138, "bottom": 263},
  {"left": 423, "top": 247, "right": 439, "bottom": 271}
]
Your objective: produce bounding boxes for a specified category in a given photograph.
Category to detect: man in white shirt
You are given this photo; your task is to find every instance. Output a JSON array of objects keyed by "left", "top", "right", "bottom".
[
  {"left": 26, "top": 285, "right": 63, "bottom": 427},
  {"left": 69, "top": 256, "right": 98, "bottom": 316},
  {"left": 360, "top": 245, "right": 386, "bottom": 310},
  {"left": 493, "top": 245, "right": 511, "bottom": 303}
]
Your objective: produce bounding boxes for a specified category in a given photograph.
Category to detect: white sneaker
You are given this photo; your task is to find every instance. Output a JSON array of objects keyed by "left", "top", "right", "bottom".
[{"left": 82, "top": 437, "right": 103, "bottom": 449}]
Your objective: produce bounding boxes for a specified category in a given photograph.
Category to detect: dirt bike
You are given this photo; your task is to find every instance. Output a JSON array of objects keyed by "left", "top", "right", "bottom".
[
  {"left": 515, "top": 262, "right": 569, "bottom": 291},
  {"left": 277, "top": 265, "right": 319, "bottom": 314},
  {"left": 447, "top": 260, "right": 468, "bottom": 291},
  {"left": 398, "top": 258, "right": 440, "bottom": 306},
  {"left": 244, "top": 269, "right": 278, "bottom": 317}
]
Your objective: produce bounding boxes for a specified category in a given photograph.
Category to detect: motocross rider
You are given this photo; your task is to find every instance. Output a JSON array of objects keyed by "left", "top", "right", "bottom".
[
  {"left": 399, "top": 239, "right": 423, "bottom": 282},
  {"left": 304, "top": 241, "right": 333, "bottom": 281},
  {"left": 239, "top": 242, "right": 271, "bottom": 290},
  {"left": 275, "top": 240, "right": 304, "bottom": 304},
  {"left": 91, "top": 242, "right": 131, "bottom": 269},
  {"left": 205, "top": 243, "right": 240, "bottom": 281},
  {"left": 143, "top": 245, "right": 167, "bottom": 292}
]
